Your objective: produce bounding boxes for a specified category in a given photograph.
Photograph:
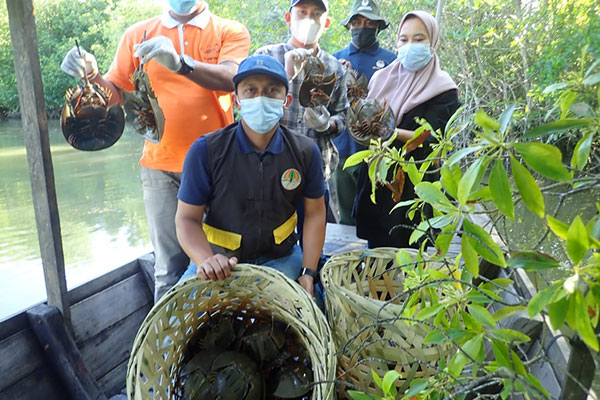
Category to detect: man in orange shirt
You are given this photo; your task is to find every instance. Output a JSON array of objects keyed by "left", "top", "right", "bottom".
[{"left": 61, "top": 0, "right": 250, "bottom": 302}]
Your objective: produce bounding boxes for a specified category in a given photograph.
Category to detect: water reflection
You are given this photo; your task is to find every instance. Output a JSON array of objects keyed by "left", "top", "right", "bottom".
[{"left": 0, "top": 120, "right": 151, "bottom": 320}]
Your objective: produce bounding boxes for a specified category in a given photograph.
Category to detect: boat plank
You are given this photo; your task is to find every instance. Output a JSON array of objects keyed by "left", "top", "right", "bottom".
[
  {"left": 0, "top": 329, "right": 44, "bottom": 391},
  {"left": 68, "top": 258, "right": 142, "bottom": 305},
  {"left": 98, "top": 359, "right": 128, "bottom": 397},
  {"left": 0, "top": 312, "right": 29, "bottom": 342},
  {"left": 71, "top": 272, "right": 152, "bottom": 343},
  {"left": 0, "top": 365, "right": 65, "bottom": 400},
  {"left": 79, "top": 306, "right": 150, "bottom": 381}
]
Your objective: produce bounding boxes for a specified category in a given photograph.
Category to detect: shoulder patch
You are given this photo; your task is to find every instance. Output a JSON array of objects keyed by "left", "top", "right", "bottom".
[{"left": 281, "top": 168, "right": 302, "bottom": 190}]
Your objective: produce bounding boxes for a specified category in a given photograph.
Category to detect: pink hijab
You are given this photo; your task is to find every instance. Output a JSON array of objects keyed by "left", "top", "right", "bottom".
[{"left": 367, "top": 10, "right": 457, "bottom": 126}]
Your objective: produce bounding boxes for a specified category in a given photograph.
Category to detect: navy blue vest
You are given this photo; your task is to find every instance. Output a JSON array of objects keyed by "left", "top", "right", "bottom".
[{"left": 203, "top": 123, "right": 315, "bottom": 260}]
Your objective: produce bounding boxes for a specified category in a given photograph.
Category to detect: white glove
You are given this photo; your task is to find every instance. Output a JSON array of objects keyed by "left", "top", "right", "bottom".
[
  {"left": 284, "top": 47, "right": 314, "bottom": 79},
  {"left": 304, "top": 105, "right": 331, "bottom": 132},
  {"left": 61, "top": 46, "right": 98, "bottom": 80},
  {"left": 134, "top": 36, "right": 181, "bottom": 72}
]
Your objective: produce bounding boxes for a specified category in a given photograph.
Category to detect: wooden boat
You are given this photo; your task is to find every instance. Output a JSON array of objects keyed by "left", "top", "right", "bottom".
[{"left": 1, "top": 1, "right": 595, "bottom": 399}]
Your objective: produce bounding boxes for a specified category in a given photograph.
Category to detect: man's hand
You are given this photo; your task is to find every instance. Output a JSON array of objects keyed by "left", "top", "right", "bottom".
[
  {"left": 303, "top": 105, "right": 331, "bottom": 132},
  {"left": 134, "top": 36, "right": 181, "bottom": 72},
  {"left": 61, "top": 46, "right": 98, "bottom": 80},
  {"left": 284, "top": 48, "right": 314, "bottom": 79},
  {"left": 338, "top": 58, "right": 352, "bottom": 69},
  {"left": 197, "top": 255, "right": 237, "bottom": 281},
  {"left": 298, "top": 275, "right": 314, "bottom": 297}
]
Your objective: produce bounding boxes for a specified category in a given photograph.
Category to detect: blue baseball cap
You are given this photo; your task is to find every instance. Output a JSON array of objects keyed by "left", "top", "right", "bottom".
[
  {"left": 233, "top": 55, "right": 289, "bottom": 92},
  {"left": 290, "top": 0, "right": 328, "bottom": 11}
]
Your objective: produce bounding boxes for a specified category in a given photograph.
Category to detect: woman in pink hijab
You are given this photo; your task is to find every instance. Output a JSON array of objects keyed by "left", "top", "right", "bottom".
[{"left": 354, "top": 10, "right": 460, "bottom": 248}]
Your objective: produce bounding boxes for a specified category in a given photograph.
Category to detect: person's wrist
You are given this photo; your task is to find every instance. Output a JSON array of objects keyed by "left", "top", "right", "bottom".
[
  {"left": 298, "top": 267, "right": 319, "bottom": 281},
  {"left": 315, "top": 120, "right": 331, "bottom": 133}
]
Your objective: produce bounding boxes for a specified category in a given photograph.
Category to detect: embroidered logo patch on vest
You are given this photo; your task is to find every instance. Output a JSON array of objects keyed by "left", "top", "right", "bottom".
[{"left": 281, "top": 168, "right": 302, "bottom": 190}]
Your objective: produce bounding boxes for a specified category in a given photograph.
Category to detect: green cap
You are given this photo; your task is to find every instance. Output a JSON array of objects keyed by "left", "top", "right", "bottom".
[{"left": 341, "top": 0, "right": 389, "bottom": 30}]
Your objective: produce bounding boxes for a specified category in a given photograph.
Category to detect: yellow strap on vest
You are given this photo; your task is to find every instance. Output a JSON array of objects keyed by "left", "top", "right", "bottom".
[
  {"left": 273, "top": 212, "right": 297, "bottom": 245},
  {"left": 203, "top": 223, "right": 241, "bottom": 251}
]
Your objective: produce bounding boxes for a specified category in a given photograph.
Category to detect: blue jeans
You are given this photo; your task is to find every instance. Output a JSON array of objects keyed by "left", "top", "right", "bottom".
[{"left": 179, "top": 245, "right": 324, "bottom": 309}]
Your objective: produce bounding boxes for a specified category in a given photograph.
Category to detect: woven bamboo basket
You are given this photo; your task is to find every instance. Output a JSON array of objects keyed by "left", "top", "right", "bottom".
[
  {"left": 320, "top": 247, "right": 453, "bottom": 398},
  {"left": 126, "top": 264, "right": 336, "bottom": 400}
]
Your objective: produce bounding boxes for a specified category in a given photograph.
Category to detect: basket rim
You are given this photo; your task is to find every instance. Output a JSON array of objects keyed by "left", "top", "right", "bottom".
[{"left": 126, "top": 263, "right": 336, "bottom": 400}]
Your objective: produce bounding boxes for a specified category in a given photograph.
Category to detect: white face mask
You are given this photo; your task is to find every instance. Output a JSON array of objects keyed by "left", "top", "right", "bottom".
[{"left": 291, "top": 17, "right": 324, "bottom": 45}]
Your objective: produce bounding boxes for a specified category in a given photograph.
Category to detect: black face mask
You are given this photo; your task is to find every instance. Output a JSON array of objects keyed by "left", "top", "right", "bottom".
[{"left": 351, "top": 27, "right": 378, "bottom": 49}]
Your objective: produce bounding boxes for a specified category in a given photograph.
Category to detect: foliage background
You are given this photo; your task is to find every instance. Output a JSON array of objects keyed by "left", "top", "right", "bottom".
[{"left": 0, "top": 0, "right": 599, "bottom": 127}]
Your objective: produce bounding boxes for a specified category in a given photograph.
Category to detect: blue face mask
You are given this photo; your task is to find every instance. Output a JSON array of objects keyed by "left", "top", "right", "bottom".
[
  {"left": 397, "top": 43, "right": 432, "bottom": 71},
  {"left": 239, "top": 96, "right": 285, "bottom": 134},
  {"left": 168, "top": 0, "right": 198, "bottom": 15}
]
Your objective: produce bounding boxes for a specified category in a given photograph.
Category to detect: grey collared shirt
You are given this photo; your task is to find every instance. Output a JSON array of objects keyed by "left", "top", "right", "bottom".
[{"left": 255, "top": 40, "right": 349, "bottom": 181}]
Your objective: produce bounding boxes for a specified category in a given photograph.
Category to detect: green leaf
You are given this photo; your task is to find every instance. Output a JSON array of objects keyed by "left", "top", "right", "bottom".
[
  {"left": 447, "top": 146, "right": 482, "bottom": 166},
  {"left": 507, "top": 251, "right": 561, "bottom": 271},
  {"left": 589, "top": 217, "right": 600, "bottom": 248},
  {"left": 440, "top": 162, "right": 461, "bottom": 199},
  {"left": 435, "top": 222, "right": 458, "bottom": 257},
  {"left": 542, "top": 82, "right": 567, "bottom": 94},
  {"left": 463, "top": 218, "right": 506, "bottom": 267},
  {"left": 582, "top": 71, "right": 600, "bottom": 85},
  {"left": 468, "top": 304, "right": 496, "bottom": 328},
  {"left": 548, "top": 296, "right": 569, "bottom": 330},
  {"left": 547, "top": 215, "right": 569, "bottom": 239},
  {"left": 449, "top": 334, "right": 482, "bottom": 376},
  {"left": 511, "top": 155, "right": 545, "bottom": 218},
  {"left": 417, "top": 303, "right": 446, "bottom": 320},
  {"left": 572, "top": 133, "right": 593, "bottom": 170},
  {"left": 475, "top": 109, "right": 501, "bottom": 131},
  {"left": 513, "top": 142, "right": 571, "bottom": 182},
  {"left": 348, "top": 390, "right": 382, "bottom": 400},
  {"left": 371, "top": 369, "right": 383, "bottom": 389},
  {"left": 528, "top": 283, "right": 560, "bottom": 317},
  {"left": 458, "top": 157, "right": 489, "bottom": 206},
  {"left": 403, "top": 379, "right": 429, "bottom": 398},
  {"left": 424, "top": 330, "right": 446, "bottom": 345},
  {"left": 524, "top": 119, "right": 593, "bottom": 139},
  {"left": 489, "top": 160, "right": 514, "bottom": 219},
  {"left": 574, "top": 291, "right": 599, "bottom": 351},
  {"left": 344, "top": 150, "right": 373, "bottom": 168},
  {"left": 382, "top": 370, "right": 400, "bottom": 394},
  {"left": 567, "top": 216, "right": 589, "bottom": 265},
  {"left": 493, "top": 305, "right": 525, "bottom": 322},
  {"left": 461, "top": 310, "right": 483, "bottom": 331},
  {"left": 499, "top": 104, "right": 516, "bottom": 135},
  {"left": 414, "top": 182, "right": 456, "bottom": 212},
  {"left": 405, "top": 157, "right": 421, "bottom": 186},
  {"left": 491, "top": 339, "right": 511, "bottom": 368},
  {"left": 490, "top": 328, "right": 530, "bottom": 343},
  {"left": 462, "top": 235, "right": 479, "bottom": 277},
  {"left": 396, "top": 249, "right": 415, "bottom": 267},
  {"left": 511, "top": 350, "right": 527, "bottom": 376},
  {"left": 525, "top": 373, "right": 550, "bottom": 398}
]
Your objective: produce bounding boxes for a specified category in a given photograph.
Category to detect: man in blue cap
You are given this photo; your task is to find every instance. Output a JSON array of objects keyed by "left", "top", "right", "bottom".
[
  {"left": 175, "top": 55, "right": 325, "bottom": 297},
  {"left": 332, "top": 0, "right": 396, "bottom": 225}
]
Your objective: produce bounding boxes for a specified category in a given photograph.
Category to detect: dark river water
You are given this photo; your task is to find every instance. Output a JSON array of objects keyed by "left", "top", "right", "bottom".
[{"left": 0, "top": 119, "right": 151, "bottom": 320}]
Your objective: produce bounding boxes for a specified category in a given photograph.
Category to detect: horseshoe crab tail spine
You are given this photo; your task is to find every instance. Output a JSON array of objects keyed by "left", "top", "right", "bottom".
[{"left": 75, "top": 40, "right": 90, "bottom": 87}]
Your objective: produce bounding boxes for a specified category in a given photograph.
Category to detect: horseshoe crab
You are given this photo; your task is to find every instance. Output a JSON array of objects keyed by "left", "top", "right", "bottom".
[
  {"left": 347, "top": 97, "right": 396, "bottom": 146},
  {"left": 298, "top": 56, "right": 337, "bottom": 108},
  {"left": 236, "top": 322, "right": 286, "bottom": 365},
  {"left": 179, "top": 314, "right": 314, "bottom": 400},
  {"left": 123, "top": 32, "right": 165, "bottom": 143},
  {"left": 180, "top": 350, "right": 263, "bottom": 400},
  {"left": 60, "top": 74, "right": 125, "bottom": 151},
  {"left": 270, "top": 363, "right": 312, "bottom": 399},
  {"left": 345, "top": 68, "right": 368, "bottom": 108}
]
